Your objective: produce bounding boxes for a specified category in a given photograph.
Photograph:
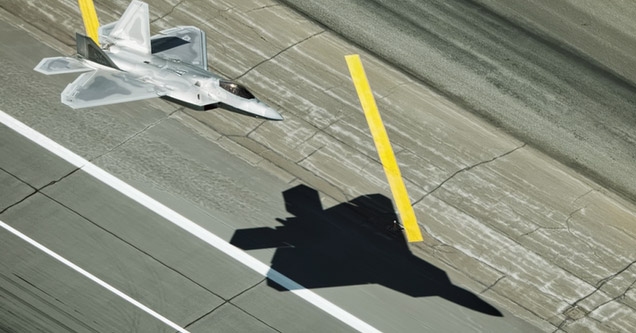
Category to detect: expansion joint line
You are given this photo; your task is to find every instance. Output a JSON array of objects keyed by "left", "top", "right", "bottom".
[
  {"left": 480, "top": 276, "right": 505, "bottom": 294},
  {"left": 183, "top": 278, "right": 281, "bottom": 332},
  {"left": 556, "top": 258, "right": 636, "bottom": 331},
  {"left": 150, "top": 0, "right": 185, "bottom": 24},
  {"left": 413, "top": 143, "right": 526, "bottom": 206},
  {"left": 90, "top": 107, "right": 182, "bottom": 163},
  {"left": 234, "top": 30, "right": 325, "bottom": 80},
  {"left": 0, "top": 167, "right": 80, "bottom": 216}
]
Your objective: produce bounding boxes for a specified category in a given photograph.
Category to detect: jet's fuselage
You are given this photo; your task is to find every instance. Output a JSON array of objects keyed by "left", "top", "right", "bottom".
[
  {"left": 103, "top": 46, "right": 281, "bottom": 119},
  {"left": 35, "top": 0, "right": 283, "bottom": 120}
]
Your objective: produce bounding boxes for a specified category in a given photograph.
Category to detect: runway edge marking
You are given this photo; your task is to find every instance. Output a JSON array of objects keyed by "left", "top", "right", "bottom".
[
  {"left": 0, "top": 220, "right": 190, "bottom": 333},
  {"left": 345, "top": 54, "right": 424, "bottom": 242},
  {"left": 0, "top": 110, "right": 381, "bottom": 333}
]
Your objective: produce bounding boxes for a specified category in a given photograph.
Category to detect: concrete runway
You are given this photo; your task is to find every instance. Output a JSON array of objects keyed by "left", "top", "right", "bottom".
[
  {"left": 1, "top": 0, "right": 635, "bottom": 332},
  {"left": 0, "top": 13, "right": 533, "bottom": 333},
  {"left": 279, "top": 0, "right": 636, "bottom": 202}
]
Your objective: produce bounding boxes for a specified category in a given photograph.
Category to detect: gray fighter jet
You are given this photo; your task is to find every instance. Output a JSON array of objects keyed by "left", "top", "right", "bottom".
[{"left": 34, "top": 0, "right": 283, "bottom": 120}]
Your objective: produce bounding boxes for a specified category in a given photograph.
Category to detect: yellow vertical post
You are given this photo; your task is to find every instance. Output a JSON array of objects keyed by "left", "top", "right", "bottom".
[
  {"left": 78, "top": 0, "right": 100, "bottom": 46},
  {"left": 345, "top": 54, "right": 423, "bottom": 242}
]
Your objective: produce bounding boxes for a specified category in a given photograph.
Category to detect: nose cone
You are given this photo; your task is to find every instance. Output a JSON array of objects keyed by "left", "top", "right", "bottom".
[
  {"left": 263, "top": 106, "right": 284, "bottom": 121},
  {"left": 252, "top": 101, "right": 283, "bottom": 120}
]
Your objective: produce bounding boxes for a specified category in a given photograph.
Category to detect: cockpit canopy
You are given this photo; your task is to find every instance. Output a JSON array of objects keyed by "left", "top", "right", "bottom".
[{"left": 219, "top": 80, "right": 255, "bottom": 99}]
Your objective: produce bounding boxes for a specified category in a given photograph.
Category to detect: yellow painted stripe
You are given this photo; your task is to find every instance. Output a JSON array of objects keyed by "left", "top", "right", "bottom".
[
  {"left": 78, "top": 0, "right": 100, "bottom": 46},
  {"left": 345, "top": 54, "right": 423, "bottom": 242}
]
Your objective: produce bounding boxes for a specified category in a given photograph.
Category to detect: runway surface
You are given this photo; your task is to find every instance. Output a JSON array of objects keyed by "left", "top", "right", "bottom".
[
  {"left": 1, "top": 0, "right": 635, "bottom": 332},
  {"left": 280, "top": 0, "right": 636, "bottom": 202},
  {"left": 0, "top": 13, "right": 531, "bottom": 333}
]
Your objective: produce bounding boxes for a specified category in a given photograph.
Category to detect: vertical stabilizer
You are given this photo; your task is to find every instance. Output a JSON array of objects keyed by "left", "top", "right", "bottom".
[
  {"left": 108, "top": 1, "right": 151, "bottom": 54},
  {"left": 78, "top": 0, "right": 100, "bottom": 46}
]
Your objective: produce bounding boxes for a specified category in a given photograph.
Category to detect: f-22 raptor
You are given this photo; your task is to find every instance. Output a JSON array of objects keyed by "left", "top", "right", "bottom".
[{"left": 34, "top": 0, "right": 283, "bottom": 120}]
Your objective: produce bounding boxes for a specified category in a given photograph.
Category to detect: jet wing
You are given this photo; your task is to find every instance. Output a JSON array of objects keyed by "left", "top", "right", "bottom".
[
  {"left": 151, "top": 26, "right": 208, "bottom": 70},
  {"left": 61, "top": 69, "right": 165, "bottom": 108},
  {"left": 34, "top": 57, "right": 94, "bottom": 75}
]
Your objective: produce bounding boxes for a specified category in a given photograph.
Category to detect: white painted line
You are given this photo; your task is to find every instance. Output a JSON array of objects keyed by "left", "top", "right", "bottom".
[
  {"left": 0, "top": 219, "right": 190, "bottom": 333},
  {"left": 0, "top": 110, "right": 381, "bottom": 333}
]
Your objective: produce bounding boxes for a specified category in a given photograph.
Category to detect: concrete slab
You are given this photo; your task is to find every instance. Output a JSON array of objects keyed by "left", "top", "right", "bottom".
[
  {"left": 232, "top": 281, "right": 355, "bottom": 332},
  {"left": 1, "top": 0, "right": 635, "bottom": 331},
  {"left": 1, "top": 192, "right": 224, "bottom": 327},
  {"left": 0, "top": 168, "right": 33, "bottom": 212},
  {"left": 41, "top": 170, "right": 267, "bottom": 301},
  {"left": 187, "top": 302, "right": 278, "bottom": 333},
  {"left": 0, "top": 124, "right": 76, "bottom": 189}
]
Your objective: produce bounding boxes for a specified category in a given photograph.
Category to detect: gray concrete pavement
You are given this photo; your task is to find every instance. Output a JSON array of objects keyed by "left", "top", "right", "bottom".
[
  {"left": 1, "top": 0, "right": 635, "bottom": 332},
  {"left": 473, "top": 0, "right": 636, "bottom": 87},
  {"left": 279, "top": 0, "right": 636, "bottom": 202},
  {"left": 0, "top": 13, "right": 534, "bottom": 333},
  {"left": 0, "top": 117, "right": 352, "bottom": 331}
]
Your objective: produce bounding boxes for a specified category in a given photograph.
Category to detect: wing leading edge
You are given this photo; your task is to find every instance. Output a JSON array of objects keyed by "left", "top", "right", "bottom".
[{"left": 34, "top": 57, "right": 94, "bottom": 75}]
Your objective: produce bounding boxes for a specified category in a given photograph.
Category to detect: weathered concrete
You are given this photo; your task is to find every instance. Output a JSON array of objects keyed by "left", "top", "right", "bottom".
[
  {"left": 0, "top": 0, "right": 634, "bottom": 331},
  {"left": 278, "top": 0, "right": 636, "bottom": 203},
  {"left": 473, "top": 0, "right": 636, "bottom": 87}
]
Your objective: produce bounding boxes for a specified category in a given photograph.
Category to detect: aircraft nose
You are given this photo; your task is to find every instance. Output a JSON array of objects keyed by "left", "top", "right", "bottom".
[
  {"left": 264, "top": 107, "right": 283, "bottom": 121},
  {"left": 255, "top": 102, "right": 283, "bottom": 120}
]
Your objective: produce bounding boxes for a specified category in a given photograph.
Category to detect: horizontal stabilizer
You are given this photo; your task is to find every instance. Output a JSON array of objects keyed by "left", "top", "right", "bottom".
[
  {"left": 34, "top": 57, "right": 94, "bottom": 75},
  {"left": 61, "top": 69, "right": 165, "bottom": 108}
]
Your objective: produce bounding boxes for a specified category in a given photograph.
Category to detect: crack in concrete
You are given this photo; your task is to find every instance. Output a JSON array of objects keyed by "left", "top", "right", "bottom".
[
  {"left": 480, "top": 275, "right": 505, "bottom": 294},
  {"left": 553, "top": 317, "right": 570, "bottom": 333},
  {"left": 0, "top": 167, "right": 80, "bottom": 216},
  {"left": 585, "top": 278, "right": 636, "bottom": 318},
  {"left": 413, "top": 143, "right": 526, "bottom": 206},
  {"left": 180, "top": 112, "right": 350, "bottom": 201},
  {"left": 296, "top": 145, "right": 324, "bottom": 165},
  {"left": 150, "top": 0, "right": 185, "bottom": 24},
  {"left": 90, "top": 108, "right": 181, "bottom": 163},
  {"left": 432, "top": 194, "right": 615, "bottom": 317},
  {"left": 518, "top": 207, "right": 583, "bottom": 237},
  {"left": 518, "top": 226, "right": 542, "bottom": 238},
  {"left": 226, "top": 278, "right": 282, "bottom": 333},
  {"left": 556, "top": 259, "right": 636, "bottom": 329},
  {"left": 519, "top": 205, "right": 605, "bottom": 262},
  {"left": 218, "top": 11, "right": 271, "bottom": 45},
  {"left": 595, "top": 259, "right": 636, "bottom": 290},
  {"left": 564, "top": 207, "right": 584, "bottom": 233},
  {"left": 290, "top": 128, "right": 322, "bottom": 151},
  {"left": 0, "top": 166, "right": 35, "bottom": 189},
  {"left": 376, "top": 81, "right": 413, "bottom": 103},
  {"left": 184, "top": 278, "right": 281, "bottom": 332},
  {"left": 572, "top": 188, "right": 597, "bottom": 204},
  {"left": 245, "top": 119, "right": 268, "bottom": 138},
  {"left": 234, "top": 30, "right": 325, "bottom": 80},
  {"left": 245, "top": 4, "right": 281, "bottom": 14},
  {"left": 36, "top": 191, "right": 225, "bottom": 303},
  {"left": 563, "top": 206, "right": 603, "bottom": 262}
]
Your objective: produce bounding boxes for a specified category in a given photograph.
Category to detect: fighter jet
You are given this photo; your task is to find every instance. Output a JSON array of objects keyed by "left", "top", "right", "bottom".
[{"left": 34, "top": 0, "right": 283, "bottom": 120}]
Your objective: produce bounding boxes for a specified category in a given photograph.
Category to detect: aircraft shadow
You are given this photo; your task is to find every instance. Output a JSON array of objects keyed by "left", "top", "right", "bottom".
[{"left": 230, "top": 185, "right": 502, "bottom": 317}]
